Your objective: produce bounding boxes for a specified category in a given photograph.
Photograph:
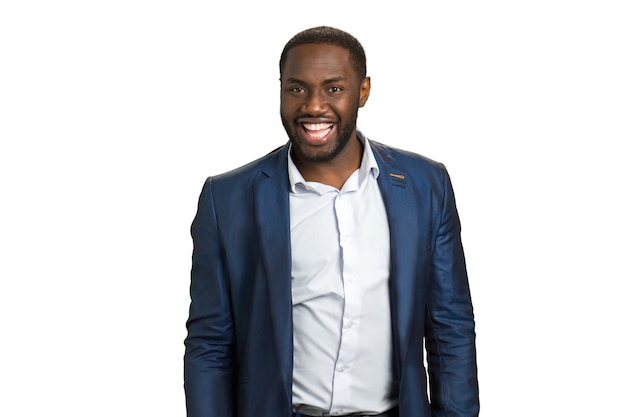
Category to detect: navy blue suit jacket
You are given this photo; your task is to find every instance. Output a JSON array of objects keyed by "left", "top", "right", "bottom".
[{"left": 184, "top": 137, "right": 479, "bottom": 417}]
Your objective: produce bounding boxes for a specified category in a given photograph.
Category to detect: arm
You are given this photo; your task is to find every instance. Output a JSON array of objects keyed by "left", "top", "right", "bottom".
[
  {"left": 425, "top": 167, "right": 479, "bottom": 417},
  {"left": 184, "top": 177, "right": 235, "bottom": 417}
]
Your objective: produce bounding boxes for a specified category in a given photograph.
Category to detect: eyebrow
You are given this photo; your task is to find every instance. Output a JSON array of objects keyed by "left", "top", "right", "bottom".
[{"left": 283, "top": 76, "right": 348, "bottom": 85}]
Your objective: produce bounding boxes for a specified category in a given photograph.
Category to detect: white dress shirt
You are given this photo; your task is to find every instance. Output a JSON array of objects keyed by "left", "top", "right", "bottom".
[{"left": 289, "top": 135, "right": 396, "bottom": 416}]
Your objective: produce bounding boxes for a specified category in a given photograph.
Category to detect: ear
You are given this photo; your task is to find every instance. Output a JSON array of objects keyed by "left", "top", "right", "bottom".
[{"left": 358, "top": 76, "right": 371, "bottom": 107}]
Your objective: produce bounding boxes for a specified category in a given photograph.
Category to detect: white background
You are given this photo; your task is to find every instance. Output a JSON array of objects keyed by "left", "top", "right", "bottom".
[{"left": 1, "top": 1, "right": 625, "bottom": 416}]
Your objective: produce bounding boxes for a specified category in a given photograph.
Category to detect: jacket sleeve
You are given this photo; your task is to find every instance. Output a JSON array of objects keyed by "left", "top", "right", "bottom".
[
  {"left": 424, "top": 166, "right": 479, "bottom": 417},
  {"left": 184, "top": 177, "right": 236, "bottom": 417}
]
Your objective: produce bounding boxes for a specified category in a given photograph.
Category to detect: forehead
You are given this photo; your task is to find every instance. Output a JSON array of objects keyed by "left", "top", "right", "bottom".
[{"left": 282, "top": 43, "right": 356, "bottom": 80}]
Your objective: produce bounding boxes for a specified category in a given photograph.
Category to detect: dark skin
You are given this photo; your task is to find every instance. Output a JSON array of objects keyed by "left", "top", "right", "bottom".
[{"left": 280, "top": 43, "right": 371, "bottom": 189}]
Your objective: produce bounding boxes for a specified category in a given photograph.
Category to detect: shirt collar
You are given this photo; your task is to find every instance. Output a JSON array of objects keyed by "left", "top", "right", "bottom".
[{"left": 287, "top": 129, "right": 380, "bottom": 193}]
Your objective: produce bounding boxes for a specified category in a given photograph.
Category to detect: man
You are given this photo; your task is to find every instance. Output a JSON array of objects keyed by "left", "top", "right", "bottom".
[{"left": 184, "top": 26, "right": 479, "bottom": 417}]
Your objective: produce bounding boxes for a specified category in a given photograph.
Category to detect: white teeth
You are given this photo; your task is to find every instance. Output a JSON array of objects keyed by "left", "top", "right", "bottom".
[{"left": 303, "top": 122, "right": 333, "bottom": 131}]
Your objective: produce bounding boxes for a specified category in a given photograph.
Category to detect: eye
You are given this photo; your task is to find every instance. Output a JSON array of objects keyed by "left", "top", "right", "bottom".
[
  {"left": 289, "top": 86, "right": 306, "bottom": 93},
  {"left": 328, "top": 86, "right": 343, "bottom": 93}
]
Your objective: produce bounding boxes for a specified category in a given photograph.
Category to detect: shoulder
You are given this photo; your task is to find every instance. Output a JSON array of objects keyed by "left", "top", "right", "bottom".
[
  {"left": 207, "top": 143, "right": 289, "bottom": 189},
  {"left": 369, "top": 139, "right": 448, "bottom": 179}
]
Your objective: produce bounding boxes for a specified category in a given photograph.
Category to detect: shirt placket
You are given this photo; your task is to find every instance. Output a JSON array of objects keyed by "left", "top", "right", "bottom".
[{"left": 329, "top": 188, "right": 363, "bottom": 414}]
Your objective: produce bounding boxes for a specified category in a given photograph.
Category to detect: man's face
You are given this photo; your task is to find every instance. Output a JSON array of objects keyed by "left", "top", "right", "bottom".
[{"left": 280, "top": 43, "right": 370, "bottom": 163}]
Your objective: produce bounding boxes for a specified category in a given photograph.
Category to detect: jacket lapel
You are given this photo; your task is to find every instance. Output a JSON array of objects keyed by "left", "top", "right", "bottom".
[
  {"left": 253, "top": 144, "right": 293, "bottom": 400},
  {"left": 371, "top": 142, "right": 421, "bottom": 375}
]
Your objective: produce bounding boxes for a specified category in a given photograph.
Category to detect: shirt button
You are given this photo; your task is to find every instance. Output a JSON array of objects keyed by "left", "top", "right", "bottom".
[{"left": 347, "top": 322, "right": 353, "bottom": 328}]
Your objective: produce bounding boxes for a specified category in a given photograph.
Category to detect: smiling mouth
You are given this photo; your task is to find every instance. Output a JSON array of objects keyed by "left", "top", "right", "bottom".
[{"left": 301, "top": 122, "right": 334, "bottom": 141}]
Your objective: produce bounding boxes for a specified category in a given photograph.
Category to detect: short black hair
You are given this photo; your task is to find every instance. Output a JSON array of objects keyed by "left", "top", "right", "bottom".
[{"left": 279, "top": 26, "right": 367, "bottom": 81}]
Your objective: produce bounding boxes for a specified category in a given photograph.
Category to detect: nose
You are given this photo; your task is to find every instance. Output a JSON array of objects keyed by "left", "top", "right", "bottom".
[{"left": 303, "top": 90, "right": 327, "bottom": 115}]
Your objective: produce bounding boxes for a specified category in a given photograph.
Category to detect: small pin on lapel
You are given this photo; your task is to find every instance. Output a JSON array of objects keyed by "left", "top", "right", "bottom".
[{"left": 389, "top": 173, "right": 406, "bottom": 188}]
